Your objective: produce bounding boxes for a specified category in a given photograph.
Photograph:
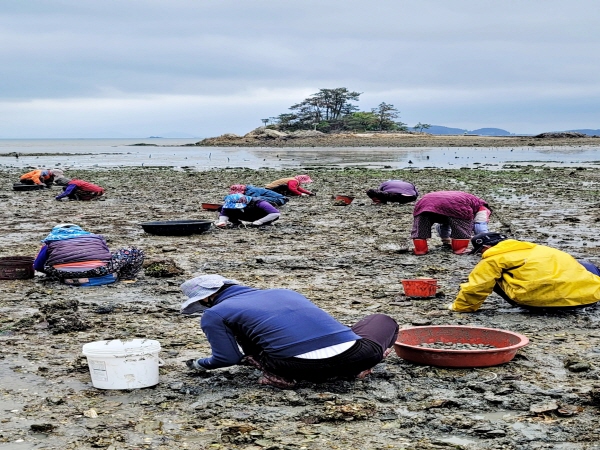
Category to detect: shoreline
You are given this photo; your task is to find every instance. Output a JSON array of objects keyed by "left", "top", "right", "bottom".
[{"left": 195, "top": 132, "right": 600, "bottom": 148}]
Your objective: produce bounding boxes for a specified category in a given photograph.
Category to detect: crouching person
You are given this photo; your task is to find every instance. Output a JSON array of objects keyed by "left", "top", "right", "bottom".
[
  {"left": 181, "top": 275, "right": 399, "bottom": 388},
  {"left": 216, "top": 194, "right": 280, "bottom": 228},
  {"left": 448, "top": 232, "right": 600, "bottom": 312},
  {"left": 34, "top": 224, "right": 144, "bottom": 283},
  {"left": 54, "top": 177, "right": 105, "bottom": 201}
]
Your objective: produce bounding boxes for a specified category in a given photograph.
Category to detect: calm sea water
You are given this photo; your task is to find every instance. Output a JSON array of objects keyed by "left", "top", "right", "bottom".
[{"left": 0, "top": 138, "right": 599, "bottom": 170}]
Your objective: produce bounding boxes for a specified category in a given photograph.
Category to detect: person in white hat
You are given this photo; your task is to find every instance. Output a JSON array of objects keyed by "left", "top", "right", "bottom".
[{"left": 181, "top": 274, "right": 398, "bottom": 388}]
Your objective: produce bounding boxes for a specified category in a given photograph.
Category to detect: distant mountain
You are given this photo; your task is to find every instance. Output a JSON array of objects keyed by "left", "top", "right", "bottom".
[
  {"left": 567, "top": 129, "right": 600, "bottom": 136},
  {"left": 422, "top": 125, "right": 468, "bottom": 135},
  {"left": 422, "top": 125, "right": 512, "bottom": 136}
]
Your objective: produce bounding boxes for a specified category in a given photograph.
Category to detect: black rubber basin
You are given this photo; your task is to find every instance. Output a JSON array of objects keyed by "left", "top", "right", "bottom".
[
  {"left": 140, "top": 220, "right": 212, "bottom": 236},
  {"left": 13, "top": 183, "right": 47, "bottom": 191}
]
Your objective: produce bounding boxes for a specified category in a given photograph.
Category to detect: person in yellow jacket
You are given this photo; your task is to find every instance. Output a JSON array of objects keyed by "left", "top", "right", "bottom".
[{"left": 449, "top": 232, "right": 600, "bottom": 312}]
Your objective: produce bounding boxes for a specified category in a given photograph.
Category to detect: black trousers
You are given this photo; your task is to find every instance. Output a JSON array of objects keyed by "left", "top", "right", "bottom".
[
  {"left": 493, "top": 284, "right": 597, "bottom": 311},
  {"left": 256, "top": 314, "right": 399, "bottom": 382}
]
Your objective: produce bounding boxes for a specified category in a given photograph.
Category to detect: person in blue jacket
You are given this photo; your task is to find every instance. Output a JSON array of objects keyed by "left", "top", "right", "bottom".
[
  {"left": 229, "top": 184, "right": 288, "bottom": 206},
  {"left": 181, "top": 274, "right": 399, "bottom": 388}
]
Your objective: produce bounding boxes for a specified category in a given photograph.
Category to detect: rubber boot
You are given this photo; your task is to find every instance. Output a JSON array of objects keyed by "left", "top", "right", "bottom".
[
  {"left": 451, "top": 239, "right": 471, "bottom": 255},
  {"left": 413, "top": 239, "right": 428, "bottom": 255},
  {"left": 441, "top": 238, "right": 452, "bottom": 248}
]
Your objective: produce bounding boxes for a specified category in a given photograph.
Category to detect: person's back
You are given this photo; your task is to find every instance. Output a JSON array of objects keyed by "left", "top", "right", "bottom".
[
  {"left": 265, "top": 177, "right": 294, "bottom": 190},
  {"left": 413, "top": 191, "right": 487, "bottom": 219},
  {"left": 379, "top": 180, "right": 418, "bottom": 196},
  {"left": 454, "top": 239, "right": 600, "bottom": 311},
  {"left": 69, "top": 179, "right": 104, "bottom": 193},
  {"left": 244, "top": 185, "right": 288, "bottom": 205},
  {"left": 46, "top": 235, "right": 112, "bottom": 267},
  {"left": 200, "top": 286, "right": 358, "bottom": 368}
]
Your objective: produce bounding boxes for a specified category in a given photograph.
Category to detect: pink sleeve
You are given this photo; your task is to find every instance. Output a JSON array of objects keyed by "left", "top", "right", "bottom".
[{"left": 288, "top": 180, "right": 311, "bottom": 195}]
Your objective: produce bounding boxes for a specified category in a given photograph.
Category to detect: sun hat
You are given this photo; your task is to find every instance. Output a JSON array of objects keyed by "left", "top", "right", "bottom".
[
  {"left": 294, "top": 175, "right": 313, "bottom": 184},
  {"left": 51, "top": 169, "right": 65, "bottom": 178},
  {"left": 470, "top": 232, "right": 509, "bottom": 254},
  {"left": 229, "top": 184, "right": 246, "bottom": 194},
  {"left": 222, "top": 194, "right": 250, "bottom": 209},
  {"left": 180, "top": 274, "right": 240, "bottom": 315}
]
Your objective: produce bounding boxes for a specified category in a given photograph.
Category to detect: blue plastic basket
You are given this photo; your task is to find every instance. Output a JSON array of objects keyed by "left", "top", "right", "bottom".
[{"left": 63, "top": 273, "right": 118, "bottom": 287}]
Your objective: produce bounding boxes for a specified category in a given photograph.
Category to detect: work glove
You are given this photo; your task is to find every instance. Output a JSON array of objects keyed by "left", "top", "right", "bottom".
[
  {"left": 446, "top": 303, "right": 455, "bottom": 311},
  {"left": 300, "top": 193, "right": 309, "bottom": 197},
  {"left": 185, "top": 359, "right": 206, "bottom": 372},
  {"left": 309, "top": 192, "right": 316, "bottom": 196}
]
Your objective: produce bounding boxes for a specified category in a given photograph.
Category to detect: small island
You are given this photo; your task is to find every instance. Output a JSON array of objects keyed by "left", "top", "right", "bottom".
[{"left": 194, "top": 87, "right": 599, "bottom": 148}]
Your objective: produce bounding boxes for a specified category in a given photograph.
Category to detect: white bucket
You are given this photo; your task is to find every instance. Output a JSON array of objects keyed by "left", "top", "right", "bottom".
[{"left": 82, "top": 339, "right": 163, "bottom": 390}]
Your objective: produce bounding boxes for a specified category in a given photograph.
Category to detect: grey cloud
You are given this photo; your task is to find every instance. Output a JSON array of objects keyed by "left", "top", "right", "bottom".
[{"left": 0, "top": 0, "right": 599, "bottom": 136}]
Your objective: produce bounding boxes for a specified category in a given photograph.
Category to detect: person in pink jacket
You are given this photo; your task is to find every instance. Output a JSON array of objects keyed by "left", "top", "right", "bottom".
[
  {"left": 265, "top": 174, "right": 315, "bottom": 197},
  {"left": 410, "top": 191, "right": 491, "bottom": 255}
]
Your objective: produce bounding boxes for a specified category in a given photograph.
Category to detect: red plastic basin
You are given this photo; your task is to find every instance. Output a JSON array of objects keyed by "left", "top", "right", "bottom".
[
  {"left": 202, "top": 203, "right": 222, "bottom": 211},
  {"left": 335, "top": 195, "right": 354, "bottom": 205},
  {"left": 394, "top": 325, "right": 529, "bottom": 368}
]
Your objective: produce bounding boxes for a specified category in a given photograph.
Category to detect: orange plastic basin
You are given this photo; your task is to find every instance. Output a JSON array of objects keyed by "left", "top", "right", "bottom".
[{"left": 394, "top": 325, "right": 529, "bottom": 368}]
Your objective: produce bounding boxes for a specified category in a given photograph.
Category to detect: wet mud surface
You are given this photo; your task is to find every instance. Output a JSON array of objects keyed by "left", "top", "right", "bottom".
[{"left": 2, "top": 164, "right": 600, "bottom": 449}]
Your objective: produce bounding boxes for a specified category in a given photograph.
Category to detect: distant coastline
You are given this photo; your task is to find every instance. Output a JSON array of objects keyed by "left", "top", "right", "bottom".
[{"left": 194, "top": 130, "right": 600, "bottom": 148}]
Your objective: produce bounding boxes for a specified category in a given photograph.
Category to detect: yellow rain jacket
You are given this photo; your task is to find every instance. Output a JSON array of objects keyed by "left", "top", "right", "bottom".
[{"left": 452, "top": 239, "right": 600, "bottom": 312}]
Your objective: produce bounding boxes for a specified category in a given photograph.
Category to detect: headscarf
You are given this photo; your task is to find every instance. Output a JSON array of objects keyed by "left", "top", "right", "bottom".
[
  {"left": 222, "top": 194, "right": 251, "bottom": 209},
  {"left": 294, "top": 175, "right": 313, "bottom": 184},
  {"left": 229, "top": 184, "right": 246, "bottom": 194},
  {"left": 54, "top": 177, "right": 72, "bottom": 186},
  {"left": 42, "top": 224, "right": 93, "bottom": 243},
  {"left": 51, "top": 169, "right": 65, "bottom": 178}
]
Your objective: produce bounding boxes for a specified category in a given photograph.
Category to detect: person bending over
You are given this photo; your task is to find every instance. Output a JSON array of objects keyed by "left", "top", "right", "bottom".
[
  {"left": 366, "top": 179, "right": 418, "bottom": 205},
  {"left": 448, "top": 232, "right": 600, "bottom": 312},
  {"left": 19, "top": 168, "right": 64, "bottom": 187},
  {"left": 181, "top": 274, "right": 399, "bottom": 388},
  {"left": 34, "top": 224, "right": 144, "bottom": 283},
  {"left": 265, "top": 174, "right": 315, "bottom": 197},
  {"left": 411, "top": 190, "right": 491, "bottom": 255},
  {"left": 216, "top": 194, "right": 280, "bottom": 228},
  {"left": 229, "top": 184, "right": 288, "bottom": 206},
  {"left": 54, "top": 177, "right": 105, "bottom": 201}
]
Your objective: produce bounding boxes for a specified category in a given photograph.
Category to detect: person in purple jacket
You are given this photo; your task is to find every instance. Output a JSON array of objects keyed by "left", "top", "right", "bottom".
[
  {"left": 216, "top": 194, "right": 280, "bottom": 228},
  {"left": 411, "top": 191, "right": 491, "bottom": 255},
  {"left": 181, "top": 274, "right": 399, "bottom": 388},
  {"left": 33, "top": 224, "right": 144, "bottom": 283},
  {"left": 366, "top": 180, "right": 419, "bottom": 205}
]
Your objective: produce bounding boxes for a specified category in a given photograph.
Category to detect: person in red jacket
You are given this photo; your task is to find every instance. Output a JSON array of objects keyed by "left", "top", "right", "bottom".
[
  {"left": 265, "top": 174, "right": 315, "bottom": 196},
  {"left": 54, "top": 177, "right": 105, "bottom": 201}
]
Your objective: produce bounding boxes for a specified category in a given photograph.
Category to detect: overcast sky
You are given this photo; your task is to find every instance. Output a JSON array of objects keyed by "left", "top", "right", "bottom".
[{"left": 1, "top": 0, "right": 598, "bottom": 138}]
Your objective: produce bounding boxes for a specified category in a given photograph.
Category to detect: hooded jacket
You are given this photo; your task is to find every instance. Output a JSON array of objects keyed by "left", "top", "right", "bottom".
[
  {"left": 197, "top": 285, "right": 360, "bottom": 369},
  {"left": 452, "top": 239, "right": 600, "bottom": 312},
  {"left": 413, "top": 191, "right": 488, "bottom": 220},
  {"left": 20, "top": 169, "right": 52, "bottom": 185}
]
